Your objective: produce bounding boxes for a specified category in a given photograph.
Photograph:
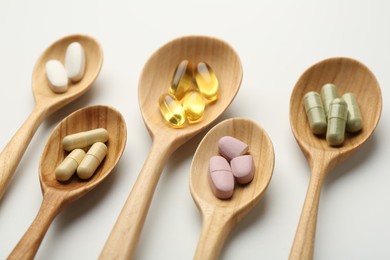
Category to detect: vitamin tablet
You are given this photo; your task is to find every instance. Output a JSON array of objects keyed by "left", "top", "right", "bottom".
[
  {"left": 55, "top": 149, "right": 86, "bottom": 181},
  {"left": 218, "top": 136, "right": 249, "bottom": 161},
  {"left": 62, "top": 128, "right": 109, "bottom": 151},
  {"left": 303, "top": 91, "right": 327, "bottom": 134},
  {"left": 169, "top": 60, "right": 194, "bottom": 100},
  {"left": 77, "top": 142, "right": 107, "bottom": 179},
  {"left": 45, "top": 60, "right": 68, "bottom": 93},
  {"left": 159, "top": 93, "right": 187, "bottom": 128},
  {"left": 208, "top": 156, "right": 234, "bottom": 199},
  {"left": 342, "top": 93, "right": 362, "bottom": 132},
  {"left": 230, "top": 155, "right": 255, "bottom": 185},
  {"left": 195, "top": 62, "right": 219, "bottom": 102},
  {"left": 65, "top": 42, "right": 86, "bottom": 82},
  {"left": 181, "top": 90, "right": 205, "bottom": 122},
  {"left": 321, "top": 83, "right": 339, "bottom": 116},
  {"left": 326, "top": 98, "right": 348, "bottom": 146}
]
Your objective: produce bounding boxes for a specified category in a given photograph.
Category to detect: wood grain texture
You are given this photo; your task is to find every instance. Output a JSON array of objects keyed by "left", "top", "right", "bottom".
[
  {"left": 100, "top": 35, "right": 243, "bottom": 259},
  {"left": 8, "top": 105, "right": 127, "bottom": 259},
  {"left": 190, "top": 118, "right": 274, "bottom": 260},
  {"left": 0, "top": 34, "right": 103, "bottom": 200},
  {"left": 289, "top": 57, "right": 382, "bottom": 260}
]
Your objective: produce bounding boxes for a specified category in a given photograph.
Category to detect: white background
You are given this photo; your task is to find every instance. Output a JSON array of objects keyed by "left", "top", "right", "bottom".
[{"left": 1, "top": 0, "right": 389, "bottom": 259}]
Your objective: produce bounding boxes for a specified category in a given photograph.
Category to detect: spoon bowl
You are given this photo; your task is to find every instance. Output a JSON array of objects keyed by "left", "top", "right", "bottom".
[
  {"left": 190, "top": 118, "right": 274, "bottom": 260},
  {"left": 101, "top": 35, "right": 242, "bottom": 259},
  {"left": 289, "top": 57, "right": 382, "bottom": 260},
  {"left": 139, "top": 36, "right": 242, "bottom": 138},
  {"left": 8, "top": 105, "right": 127, "bottom": 259},
  {"left": 0, "top": 34, "right": 103, "bottom": 199}
]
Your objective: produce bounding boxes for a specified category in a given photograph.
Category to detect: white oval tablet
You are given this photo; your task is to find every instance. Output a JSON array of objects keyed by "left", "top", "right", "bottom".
[
  {"left": 45, "top": 60, "right": 68, "bottom": 93},
  {"left": 65, "top": 42, "right": 86, "bottom": 82}
]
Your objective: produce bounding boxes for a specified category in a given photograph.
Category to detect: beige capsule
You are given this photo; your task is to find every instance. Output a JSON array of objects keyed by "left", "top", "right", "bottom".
[
  {"left": 62, "top": 128, "right": 108, "bottom": 151},
  {"left": 77, "top": 142, "right": 107, "bottom": 180},
  {"left": 55, "top": 149, "right": 86, "bottom": 182}
]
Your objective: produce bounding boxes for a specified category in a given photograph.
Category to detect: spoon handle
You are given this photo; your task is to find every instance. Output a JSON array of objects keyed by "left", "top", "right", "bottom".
[
  {"left": 8, "top": 190, "right": 64, "bottom": 259},
  {"left": 194, "top": 209, "right": 234, "bottom": 260},
  {"left": 0, "top": 105, "right": 47, "bottom": 199},
  {"left": 289, "top": 161, "right": 330, "bottom": 260},
  {"left": 100, "top": 138, "right": 174, "bottom": 259}
]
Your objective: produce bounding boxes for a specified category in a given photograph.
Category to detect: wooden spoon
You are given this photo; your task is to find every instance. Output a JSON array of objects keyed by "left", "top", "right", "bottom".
[
  {"left": 0, "top": 34, "right": 103, "bottom": 199},
  {"left": 7, "top": 105, "right": 126, "bottom": 259},
  {"left": 289, "top": 57, "right": 382, "bottom": 260},
  {"left": 100, "top": 35, "right": 243, "bottom": 259},
  {"left": 190, "top": 118, "right": 274, "bottom": 260}
]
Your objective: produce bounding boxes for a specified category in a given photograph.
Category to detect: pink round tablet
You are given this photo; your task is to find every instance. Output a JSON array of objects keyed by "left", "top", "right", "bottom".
[
  {"left": 230, "top": 155, "right": 255, "bottom": 185},
  {"left": 208, "top": 156, "right": 234, "bottom": 199},
  {"left": 218, "top": 136, "right": 249, "bottom": 161}
]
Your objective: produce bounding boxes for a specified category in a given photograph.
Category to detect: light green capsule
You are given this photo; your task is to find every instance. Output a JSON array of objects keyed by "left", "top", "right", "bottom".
[
  {"left": 342, "top": 93, "right": 362, "bottom": 133},
  {"left": 321, "top": 83, "right": 339, "bottom": 117},
  {"left": 326, "top": 98, "right": 348, "bottom": 146},
  {"left": 303, "top": 91, "right": 327, "bottom": 134}
]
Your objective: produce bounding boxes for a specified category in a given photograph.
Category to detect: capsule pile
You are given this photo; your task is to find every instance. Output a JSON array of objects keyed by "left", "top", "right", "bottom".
[
  {"left": 159, "top": 60, "right": 219, "bottom": 128},
  {"left": 55, "top": 128, "right": 108, "bottom": 182},
  {"left": 303, "top": 83, "right": 362, "bottom": 146},
  {"left": 208, "top": 136, "right": 255, "bottom": 200}
]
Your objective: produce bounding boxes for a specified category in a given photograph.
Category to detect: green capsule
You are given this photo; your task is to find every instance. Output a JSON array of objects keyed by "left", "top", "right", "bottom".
[
  {"left": 326, "top": 98, "right": 348, "bottom": 146},
  {"left": 303, "top": 91, "right": 327, "bottom": 134},
  {"left": 321, "top": 83, "right": 339, "bottom": 117},
  {"left": 342, "top": 93, "right": 362, "bottom": 133}
]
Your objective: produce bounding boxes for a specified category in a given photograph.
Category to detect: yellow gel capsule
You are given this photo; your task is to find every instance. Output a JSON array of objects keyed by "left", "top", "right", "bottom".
[
  {"left": 77, "top": 142, "right": 107, "bottom": 180},
  {"left": 159, "top": 93, "right": 187, "bottom": 128},
  {"left": 55, "top": 149, "right": 86, "bottom": 182},
  {"left": 169, "top": 60, "right": 194, "bottom": 100},
  {"left": 182, "top": 90, "right": 205, "bottom": 122},
  {"left": 195, "top": 62, "right": 219, "bottom": 102}
]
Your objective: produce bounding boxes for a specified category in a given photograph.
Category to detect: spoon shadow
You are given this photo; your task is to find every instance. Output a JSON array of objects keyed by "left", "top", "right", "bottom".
[
  {"left": 220, "top": 194, "right": 270, "bottom": 259},
  {"left": 325, "top": 135, "right": 378, "bottom": 186}
]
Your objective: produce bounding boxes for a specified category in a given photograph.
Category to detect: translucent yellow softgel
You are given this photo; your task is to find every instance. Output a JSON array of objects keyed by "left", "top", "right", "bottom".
[
  {"left": 169, "top": 60, "right": 194, "bottom": 100},
  {"left": 195, "top": 62, "right": 219, "bottom": 102},
  {"left": 182, "top": 90, "right": 205, "bottom": 122},
  {"left": 159, "top": 93, "right": 187, "bottom": 128}
]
